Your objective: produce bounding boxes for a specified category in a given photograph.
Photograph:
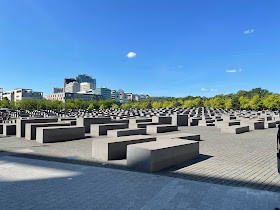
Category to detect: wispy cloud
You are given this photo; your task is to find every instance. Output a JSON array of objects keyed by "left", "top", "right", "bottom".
[
  {"left": 201, "top": 88, "right": 218, "bottom": 92},
  {"left": 177, "top": 65, "right": 184, "bottom": 69},
  {"left": 226, "top": 69, "right": 242, "bottom": 73},
  {"left": 210, "top": 89, "right": 217, "bottom": 92},
  {"left": 244, "top": 29, "right": 254, "bottom": 34},
  {"left": 127, "top": 52, "right": 136, "bottom": 58}
]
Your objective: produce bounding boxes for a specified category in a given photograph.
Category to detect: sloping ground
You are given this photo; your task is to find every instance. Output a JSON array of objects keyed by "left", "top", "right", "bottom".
[
  {"left": 0, "top": 127, "right": 279, "bottom": 192},
  {"left": 0, "top": 155, "right": 280, "bottom": 209}
]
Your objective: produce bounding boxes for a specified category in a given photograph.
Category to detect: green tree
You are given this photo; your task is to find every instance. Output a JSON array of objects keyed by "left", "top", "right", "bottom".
[
  {"left": 239, "top": 96, "right": 250, "bottom": 109},
  {"left": 225, "top": 98, "right": 233, "bottom": 109},
  {"left": 263, "top": 94, "right": 280, "bottom": 110},
  {"left": 111, "top": 104, "right": 119, "bottom": 109},
  {"left": 249, "top": 95, "right": 261, "bottom": 110},
  {"left": 183, "top": 100, "right": 194, "bottom": 108}
]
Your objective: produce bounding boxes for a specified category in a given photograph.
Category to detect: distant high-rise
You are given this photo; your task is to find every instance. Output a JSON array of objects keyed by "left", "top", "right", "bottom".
[
  {"left": 80, "top": 82, "right": 94, "bottom": 92},
  {"left": 93, "top": 87, "right": 111, "bottom": 100},
  {"left": 2, "top": 88, "right": 43, "bottom": 102},
  {"left": 65, "top": 81, "right": 80, "bottom": 93},
  {"left": 76, "top": 74, "right": 96, "bottom": 89},
  {"left": 64, "top": 78, "right": 76, "bottom": 86},
  {"left": 53, "top": 87, "right": 64, "bottom": 94},
  {"left": 0, "top": 88, "right": 3, "bottom": 100}
]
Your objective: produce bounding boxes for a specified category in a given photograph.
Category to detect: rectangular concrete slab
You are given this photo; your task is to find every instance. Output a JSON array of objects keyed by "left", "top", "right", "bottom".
[
  {"left": 107, "top": 128, "right": 146, "bottom": 137},
  {"left": 16, "top": 118, "right": 58, "bottom": 138},
  {"left": 92, "top": 135, "right": 156, "bottom": 161},
  {"left": 25, "top": 122, "right": 71, "bottom": 140},
  {"left": 146, "top": 125, "right": 178, "bottom": 134},
  {"left": 221, "top": 125, "right": 250, "bottom": 134},
  {"left": 127, "top": 139, "right": 199, "bottom": 172},
  {"left": 3, "top": 124, "right": 16, "bottom": 136},
  {"left": 36, "top": 126, "right": 85, "bottom": 143},
  {"left": 157, "top": 132, "right": 200, "bottom": 141},
  {"left": 90, "top": 123, "right": 128, "bottom": 136},
  {"left": 76, "top": 117, "right": 111, "bottom": 133}
]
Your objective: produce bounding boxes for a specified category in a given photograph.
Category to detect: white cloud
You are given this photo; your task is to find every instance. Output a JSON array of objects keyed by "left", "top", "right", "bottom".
[
  {"left": 202, "top": 88, "right": 218, "bottom": 92},
  {"left": 127, "top": 52, "right": 136, "bottom": 58},
  {"left": 244, "top": 29, "right": 254, "bottom": 34},
  {"left": 226, "top": 69, "right": 242, "bottom": 73},
  {"left": 210, "top": 89, "right": 218, "bottom": 92},
  {"left": 177, "top": 65, "right": 184, "bottom": 68},
  {"left": 226, "top": 69, "right": 237, "bottom": 73}
]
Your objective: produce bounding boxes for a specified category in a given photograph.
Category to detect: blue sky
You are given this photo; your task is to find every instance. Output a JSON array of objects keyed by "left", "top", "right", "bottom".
[{"left": 0, "top": 0, "right": 279, "bottom": 97}]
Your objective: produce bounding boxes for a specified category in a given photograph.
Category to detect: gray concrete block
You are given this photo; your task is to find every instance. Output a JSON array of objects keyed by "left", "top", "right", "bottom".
[
  {"left": 90, "top": 123, "right": 129, "bottom": 136},
  {"left": 146, "top": 125, "right": 178, "bottom": 134},
  {"left": 36, "top": 126, "right": 85, "bottom": 143},
  {"left": 264, "top": 121, "right": 276, "bottom": 128},
  {"left": 25, "top": 122, "right": 71, "bottom": 140},
  {"left": 0, "top": 124, "right": 3, "bottom": 134},
  {"left": 76, "top": 117, "right": 111, "bottom": 133},
  {"left": 171, "top": 114, "right": 188, "bottom": 126},
  {"left": 129, "top": 118, "right": 152, "bottom": 124},
  {"left": 221, "top": 125, "right": 250, "bottom": 134},
  {"left": 129, "top": 122, "right": 158, "bottom": 129},
  {"left": 107, "top": 128, "right": 146, "bottom": 137},
  {"left": 127, "top": 139, "right": 199, "bottom": 172},
  {"left": 152, "top": 116, "right": 172, "bottom": 124},
  {"left": 241, "top": 121, "right": 264, "bottom": 130},
  {"left": 157, "top": 133, "right": 200, "bottom": 141},
  {"left": 216, "top": 121, "right": 240, "bottom": 129},
  {"left": 16, "top": 118, "right": 58, "bottom": 138},
  {"left": 92, "top": 135, "right": 156, "bottom": 161},
  {"left": 3, "top": 124, "right": 16, "bottom": 136}
]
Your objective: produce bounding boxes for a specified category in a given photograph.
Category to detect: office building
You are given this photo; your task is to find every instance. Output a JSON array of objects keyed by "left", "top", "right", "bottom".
[
  {"left": 65, "top": 81, "right": 80, "bottom": 93},
  {"left": 46, "top": 92, "right": 102, "bottom": 102},
  {"left": 118, "top": 89, "right": 128, "bottom": 103},
  {"left": 2, "top": 88, "right": 43, "bottom": 102},
  {"left": 0, "top": 88, "right": 3, "bottom": 100},
  {"left": 80, "top": 82, "right": 94, "bottom": 92},
  {"left": 53, "top": 87, "right": 64, "bottom": 93},
  {"left": 93, "top": 88, "right": 111, "bottom": 100},
  {"left": 76, "top": 74, "right": 96, "bottom": 89}
]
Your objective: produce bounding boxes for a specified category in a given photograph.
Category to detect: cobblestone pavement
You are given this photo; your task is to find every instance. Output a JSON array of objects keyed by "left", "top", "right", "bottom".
[
  {"left": 0, "top": 126, "right": 280, "bottom": 193},
  {"left": 0, "top": 155, "right": 280, "bottom": 209}
]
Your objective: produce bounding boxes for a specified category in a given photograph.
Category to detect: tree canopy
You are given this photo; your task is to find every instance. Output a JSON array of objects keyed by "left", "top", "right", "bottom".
[{"left": 0, "top": 88, "right": 279, "bottom": 110}]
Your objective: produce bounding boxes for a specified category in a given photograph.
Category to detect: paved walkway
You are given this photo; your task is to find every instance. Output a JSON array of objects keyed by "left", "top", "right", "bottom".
[
  {"left": 1, "top": 127, "right": 280, "bottom": 192},
  {"left": 0, "top": 155, "right": 280, "bottom": 209}
]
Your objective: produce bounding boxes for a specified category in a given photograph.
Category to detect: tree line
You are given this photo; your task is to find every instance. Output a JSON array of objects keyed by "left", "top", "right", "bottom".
[{"left": 1, "top": 88, "right": 280, "bottom": 110}]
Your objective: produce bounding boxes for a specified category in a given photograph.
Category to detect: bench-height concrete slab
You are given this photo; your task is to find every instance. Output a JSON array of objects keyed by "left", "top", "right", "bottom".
[
  {"left": 241, "top": 121, "right": 264, "bottom": 131},
  {"left": 171, "top": 114, "right": 188, "bottom": 126},
  {"left": 157, "top": 132, "right": 200, "bottom": 141},
  {"left": 91, "top": 123, "right": 129, "bottom": 136},
  {"left": 264, "top": 121, "right": 276, "bottom": 128},
  {"left": 129, "top": 118, "right": 152, "bottom": 124},
  {"left": 3, "top": 124, "right": 16, "bottom": 136},
  {"left": 77, "top": 117, "right": 111, "bottom": 133},
  {"left": 107, "top": 128, "right": 146, "bottom": 137},
  {"left": 36, "top": 126, "right": 85, "bottom": 143},
  {"left": 127, "top": 139, "right": 199, "bottom": 172},
  {"left": 216, "top": 121, "right": 240, "bottom": 129},
  {"left": 16, "top": 118, "right": 58, "bottom": 138},
  {"left": 221, "top": 125, "right": 250, "bottom": 134},
  {"left": 25, "top": 122, "right": 71, "bottom": 140},
  {"left": 146, "top": 125, "right": 178, "bottom": 134},
  {"left": 152, "top": 116, "right": 172, "bottom": 124},
  {"left": 92, "top": 135, "right": 156, "bottom": 161},
  {"left": 129, "top": 122, "right": 158, "bottom": 129}
]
